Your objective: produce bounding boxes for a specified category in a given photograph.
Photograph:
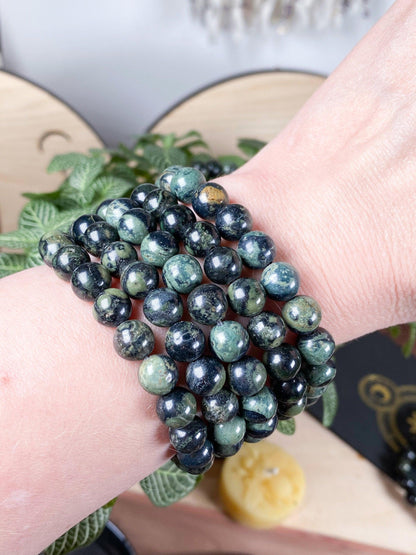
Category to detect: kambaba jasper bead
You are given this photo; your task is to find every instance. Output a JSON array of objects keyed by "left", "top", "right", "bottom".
[
  {"left": 187, "top": 283, "right": 228, "bottom": 326},
  {"left": 51, "top": 244, "right": 90, "bottom": 280},
  {"left": 237, "top": 230, "right": 276, "bottom": 269},
  {"left": 138, "top": 355, "right": 179, "bottom": 395},
  {"left": 169, "top": 416, "right": 207, "bottom": 454},
  {"left": 203, "top": 246, "right": 242, "bottom": 285},
  {"left": 192, "top": 181, "right": 229, "bottom": 220},
  {"left": 215, "top": 204, "right": 252, "bottom": 241},
  {"left": 261, "top": 262, "right": 300, "bottom": 301},
  {"left": 120, "top": 260, "right": 159, "bottom": 299},
  {"left": 273, "top": 374, "right": 307, "bottom": 404},
  {"left": 159, "top": 204, "right": 196, "bottom": 239},
  {"left": 92, "top": 288, "right": 132, "bottom": 327},
  {"left": 82, "top": 221, "right": 119, "bottom": 257},
  {"left": 210, "top": 320, "right": 250, "bottom": 362},
  {"left": 245, "top": 414, "right": 278, "bottom": 443},
  {"left": 113, "top": 319, "right": 155, "bottom": 360},
  {"left": 70, "top": 214, "right": 103, "bottom": 244},
  {"left": 140, "top": 230, "right": 178, "bottom": 267},
  {"left": 297, "top": 327, "right": 335, "bottom": 365},
  {"left": 302, "top": 359, "right": 336, "bottom": 387},
  {"left": 173, "top": 438, "right": 214, "bottom": 475},
  {"left": 130, "top": 183, "right": 158, "bottom": 207},
  {"left": 117, "top": 208, "right": 154, "bottom": 245},
  {"left": 227, "top": 277, "right": 266, "bottom": 317},
  {"left": 71, "top": 262, "right": 112, "bottom": 301},
  {"left": 162, "top": 254, "right": 203, "bottom": 294},
  {"left": 278, "top": 397, "right": 307, "bottom": 419},
  {"left": 105, "top": 198, "right": 138, "bottom": 228},
  {"left": 186, "top": 356, "right": 226, "bottom": 396},
  {"left": 247, "top": 311, "right": 286, "bottom": 350},
  {"left": 156, "top": 387, "right": 197, "bottom": 428},
  {"left": 156, "top": 166, "right": 183, "bottom": 191},
  {"left": 228, "top": 356, "right": 267, "bottom": 397},
  {"left": 165, "top": 321, "right": 206, "bottom": 362},
  {"left": 143, "top": 288, "right": 183, "bottom": 327},
  {"left": 201, "top": 389, "right": 239, "bottom": 424},
  {"left": 142, "top": 189, "right": 177, "bottom": 218},
  {"left": 169, "top": 166, "right": 206, "bottom": 203},
  {"left": 39, "top": 230, "right": 74, "bottom": 266},
  {"left": 101, "top": 241, "right": 138, "bottom": 277},
  {"left": 184, "top": 221, "right": 221, "bottom": 258},
  {"left": 241, "top": 386, "right": 278, "bottom": 423},
  {"left": 282, "top": 295, "right": 322, "bottom": 334},
  {"left": 212, "top": 415, "right": 246, "bottom": 448},
  {"left": 263, "top": 343, "right": 302, "bottom": 381},
  {"left": 95, "top": 199, "right": 114, "bottom": 220}
]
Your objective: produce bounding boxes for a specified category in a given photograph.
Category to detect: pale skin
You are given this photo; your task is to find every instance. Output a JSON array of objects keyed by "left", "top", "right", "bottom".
[{"left": 1, "top": 0, "right": 416, "bottom": 552}]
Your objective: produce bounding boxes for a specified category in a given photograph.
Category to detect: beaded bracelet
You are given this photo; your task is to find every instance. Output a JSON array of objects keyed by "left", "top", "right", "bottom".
[{"left": 39, "top": 165, "right": 336, "bottom": 476}]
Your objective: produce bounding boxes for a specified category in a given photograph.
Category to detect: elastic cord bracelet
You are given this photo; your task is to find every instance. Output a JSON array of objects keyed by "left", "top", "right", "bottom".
[{"left": 39, "top": 165, "right": 336, "bottom": 475}]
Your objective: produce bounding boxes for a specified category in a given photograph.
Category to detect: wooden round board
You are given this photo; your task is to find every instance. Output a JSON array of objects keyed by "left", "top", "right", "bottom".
[{"left": 0, "top": 71, "right": 103, "bottom": 233}]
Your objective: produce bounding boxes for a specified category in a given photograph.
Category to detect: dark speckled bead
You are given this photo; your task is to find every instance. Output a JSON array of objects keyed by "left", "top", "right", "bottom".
[
  {"left": 263, "top": 343, "right": 302, "bottom": 381},
  {"left": 187, "top": 284, "right": 228, "bottom": 326},
  {"left": 120, "top": 261, "right": 159, "bottom": 299},
  {"left": 169, "top": 416, "right": 207, "bottom": 454},
  {"left": 241, "top": 386, "right": 277, "bottom": 423},
  {"left": 247, "top": 311, "right": 286, "bottom": 350},
  {"left": 156, "top": 387, "right": 197, "bottom": 428},
  {"left": 302, "top": 359, "right": 336, "bottom": 387},
  {"left": 138, "top": 355, "right": 178, "bottom": 395},
  {"left": 306, "top": 383, "right": 328, "bottom": 400},
  {"left": 101, "top": 241, "right": 138, "bottom": 277},
  {"left": 117, "top": 208, "right": 154, "bottom": 245},
  {"left": 51, "top": 244, "right": 90, "bottom": 280},
  {"left": 162, "top": 254, "right": 203, "bottom": 294},
  {"left": 70, "top": 214, "right": 103, "bottom": 244},
  {"left": 71, "top": 262, "right": 112, "bottom": 300},
  {"left": 39, "top": 231, "right": 74, "bottom": 266},
  {"left": 201, "top": 389, "right": 239, "bottom": 424},
  {"left": 273, "top": 374, "right": 307, "bottom": 404},
  {"left": 215, "top": 204, "right": 252, "bottom": 241},
  {"left": 245, "top": 414, "right": 278, "bottom": 443},
  {"left": 105, "top": 198, "right": 138, "bottom": 228},
  {"left": 213, "top": 440, "right": 244, "bottom": 458},
  {"left": 227, "top": 277, "right": 266, "bottom": 317},
  {"left": 228, "top": 356, "right": 267, "bottom": 397},
  {"left": 165, "top": 321, "right": 206, "bottom": 362},
  {"left": 192, "top": 182, "right": 229, "bottom": 220},
  {"left": 140, "top": 231, "right": 178, "bottom": 267},
  {"left": 173, "top": 438, "right": 214, "bottom": 475},
  {"left": 143, "top": 288, "right": 183, "bottom": 327},
  {"left": 81, "top": 221, "right": 119, "bottom": 257},
  {"left": 170, "top": 167, "right": 206, "bottom": 203},
  {"left": 92, "top": 288, "right": 132, "bottom": 326},
  {"left": 183, "top": 221, "right": 221, "bottom": 258},
  {"left": 95, "top": 198, "right": 114, "bottom": 220},
  {"left": 282, "top": 295, "right": 322, "bottom": 334},
  {"left": 261, "top": 262, "right": 300, "bottom": 301},
  {"left": 159, "top": 204, "right": 196, "bottom": 239},
  {"left": 113, "top": 319, "right": 155, "bottom": 360},
  {"left": 186, "top": 356, "right": 226, "bottom": 396},
  {"left": 142, "top": 189, "right": 177, "bottom": 218},
  {"left": 156, "top": 166, "right": 182, "bottom": 191},
  {"left": 297, "top": 327, "right": 335, "bottom": 365},
  {"left": 212, "top": 415, "right": 246, "bottom": 449},
  {"left": 203, "top": 246, "right": 242, "bottom": 285},
  {"left": 237, "top": 231, "right": 276, "bottom": 269},
  {"left": 278, "top": 397, "right": 307, "bottom": 419},
  {"left": 210, "top": 320, "right": 250, "bottom": 363},
  {"left": 130, "top": 183, "right": 158, "bottom": 207}
]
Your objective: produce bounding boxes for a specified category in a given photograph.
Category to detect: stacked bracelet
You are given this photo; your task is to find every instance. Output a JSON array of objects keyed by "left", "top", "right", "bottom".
[{"left": 39, "top": 165, "right": 336, "bottom": 476}]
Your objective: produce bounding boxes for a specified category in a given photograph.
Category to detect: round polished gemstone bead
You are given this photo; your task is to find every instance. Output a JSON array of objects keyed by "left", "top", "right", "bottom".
[
  {"left": 210, "top": 321, "right": 250, "bottom": 363},
  {"left": 227, "top": 277, "right": 266, "bottom": 317},
  {"left": 130, "top": 183, "right": 158, "bottom": 207},
  {"left": 206, "top": 159, "right": 223, "bottom": 178},
  {"left": 170, "top": 167, "right": 206, "bottom": 203},
  {"left": 159, "top": 204, "right": 196, "bottom": 239},
  {"left": 138, "top": 354, "right": 178, "bottom": 395},
  {"left": 165, "top": 321, "right": 206, "bottom": 362},
  {"left": 203, "top": 246, "right": 242, "bottom": 285},
  {"left": 156, "top": 166, "right": 182, "bottom": 191},
  {"left": 120, "top": 260, "right": 159, "bottom": 299},
  {"left": 156, "top": 387, "right": 197, "bottom": 428},
  {"left": 273, "top": 374, "right": 307, "bottom": 404},
  {"left": 201, "top": 389, "right": 239, "bottom": 424},
  {"left": 101, "top": 241, "right": 138, "bottom": 277},
  {"left": 143, "top": 288, "right": 183, "bottom": 327},
  {"left": 186, "top": 356, "right": 226, "bottom": 396},
  {"left": 105, "top": 198, "right": 138, "bottom": 228},
  {"left": 228, "top": 356, "right": 267, "bottom": 397},
  {"left": 212, "top": 415, "right": 246, "bottom": 448},
  {"left": 39, "top": 231, "right": 74, "bottom": 266},
  {"left": 261, "top": 262, "right": 300, "bottom": 301},
  {"left": 237, "top": 231, "right": 276, "bottom": 269},
  {"left": 192, "top": 182, "right": 229, "bottom": 220},
  {"left": 51, "top": 244, "right": 90, "bottom": 280},
  {"left": 187, "top": 284, "right": 228, "bottom": 326},
  {"left": 71, "top": 262, "right": 112, "bottom": 300},
  {"left": 113, "top": 319, "right": 155, "bottom": 360},
  {"left": 302, "top": 359, "right": 336, "bottom": 387},
  {"left": 263, "top": 343, "right": 302, "bottom": 381},
  {"left": 247, "top": 311, "right": 286, "bottom": 350},
  {"left": 140, "top": 231, "right": 178, "bottom": 267},
  {"left": 173, "top": 438, "right": 214, "bottom": 475},
  {"left": 70, "top": 214, "right": 103, "bottom": 244},
  {"left": 162, "top": 254, "right": 203, "bottom": 294},
  {"left": 82, "top": 221, "right": 119, "bottom": 257},
  {"left": 278, "top": 397, "right": 307, "bottom": 419},
  {"left": 142, "top": 189, "right": 177, "bottom": 218},
  {"left": 245, "top": 414, "right": 278, "bottom": 443},
  {"left": 95, "top": 198, "right": 113, "bottom": 220},
  {"left": 297, "top": 327, "right": 335, "bottom": 365},
  {"left": 183, "top": 221, "right": 221, "bottom": 258},
  {"left": 117, "top": 208, "right": 154, "bottom": 245},
  {"left": 241, "top": 386, "right": 278, "bottom": 423},
  {"left": 191, "top": 160, "right": 210, "bottom": 179},
  {"left": 169, "top": 416, "right": 207, "bottom": 454},
  {"left": 215, "top": 203, "right": 252, "bottom": 241},
  {"left": 213, "top": 439, "right": 244, "bottom": 458},
  {"left": 282, "top": 295, "right": 322, "bottom": 334},
  {"left": 306, "top": 383, "right": 328, "bottom": 400},
  {"left": 93, "top": 288, "right": 132, "bottom": 326}
]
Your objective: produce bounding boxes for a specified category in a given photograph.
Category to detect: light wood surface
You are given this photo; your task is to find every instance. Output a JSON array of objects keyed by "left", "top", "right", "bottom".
[{"left": 0, "top": 71, "right": 102, "bottom": 233}]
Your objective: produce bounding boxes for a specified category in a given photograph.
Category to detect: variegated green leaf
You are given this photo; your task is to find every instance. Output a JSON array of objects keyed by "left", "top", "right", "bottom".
[
  {"left": 0, "top": 229, "right": 39, "bottom": 249},
  {"left": 322, "top": 381, "right": 339, "bottom": 427},
  {"left": 277, "top": 418, "right": 296, "bottom": 435},
  {"left": 47, "top": 152, "right": 89, "bottom": 173},
  {"left": 18, "top": 201, "right": 59, "bottom": 234},
  {"left": 0, "top": 253, "right": 27, "bottom": 278}
]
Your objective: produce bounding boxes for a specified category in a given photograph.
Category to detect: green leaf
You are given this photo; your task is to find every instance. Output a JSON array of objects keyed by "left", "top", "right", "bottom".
[
  {"left": 18, "top": 201, "right": 59, "bottom": 234},
  {"left": 402, "top": 322, "right": 416, "bottom": 358},
  {"left": 179, "top": 139, "right": 210, "bottom": 152},
  {"left": 277, "top": 418, "right": 296, "bottom": 435},
  {"left": 108, "top": 164, "right": 139, "bottom": 183},
  {"left": 47, "top": 152, "right": 89, "bottom": 173},
  {"left": 0, "top": 253, "right": 27, "bottom": 278},
  {"left": 322, "top": 382, "right": 339, "bottom": 427},
  {"left": 140, "top": 459, "right": 202, "bottom": 507},
  {"left": 217, "top": 154, "right": 246, "bottom": 167},
  {"left": 24, "top": 249, "right": 43, "bottom": 269},
  {"left": 238, "top": 138, "right": 266, "bottom": 157},
  {"left": 143, "top": 145, "right": 187, "bottom": 172},
  {"left": 22, "top": 190, "right": 62, "bottom": 204},
  {"left": 0, "top": 229, "right": 39, "bottom": 249},
  {"left": 176, "top": 130, "right": 202, "bottom": 141},
  {"left": 43, "top": 499, "right": 117, "bottom": 555},
  {"left": 389, "top": 325, "right": 401, "bottom": 339},
  {"left": 190, "top": 152, "right": 212, "bottom": 163},
  {"left": 69, "top": 158, "right": 104, "bottom": 195},
  {"left": 117, "top": 145, "right": 152, "bottom": 169},
  {"left": 92, "top": 175, "right": 134, "bottom": 201}
]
